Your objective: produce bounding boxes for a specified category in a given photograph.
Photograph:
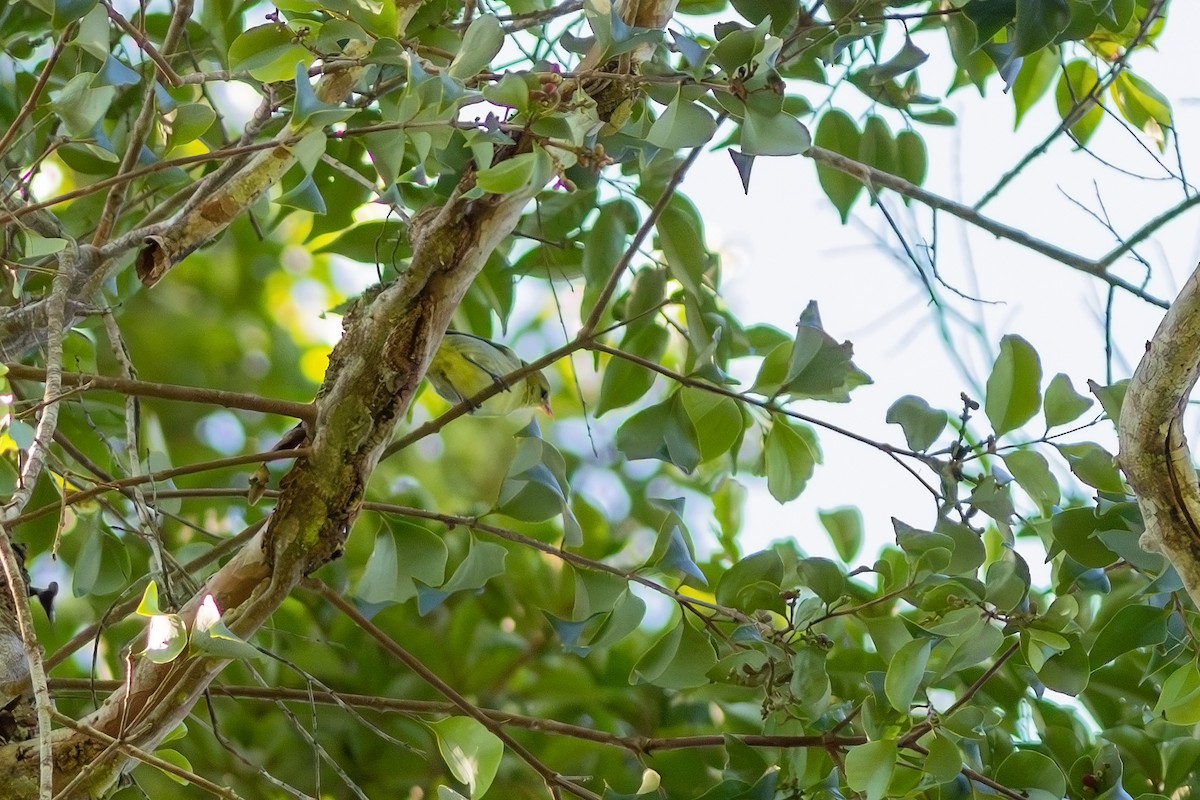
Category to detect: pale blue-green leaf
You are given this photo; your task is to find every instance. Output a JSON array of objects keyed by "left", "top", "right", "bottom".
[
  {"left": 845, "top": 740, "right": 898, "bottom": 800},
  {"left": 1044, "top": 372, "right": 1093, "bottom": 427},
  {"left": 819, "top": 507, "right": 863, "bottom": 562},
  {"left": 228, "top": 24, "right": 317, "bottom": 84},
  {"left": 432, "top": 717, "right": 504, "bottom": 798},
  {"left": 886, "top": 395, "right": 946, "bottom": 451},
  {"left": 984, "top": 334, "right": 1042, "bottom": 436},
  {"left": 646, "top": 94, "right": 718, "bottom": 150},
  {"left": 448, "top": 15, "right": 503, "bottom": 80}
]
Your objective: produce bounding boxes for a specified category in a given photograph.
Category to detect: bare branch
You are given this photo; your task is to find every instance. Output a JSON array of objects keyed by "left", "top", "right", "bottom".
[
  {"left": 3, "top": 363, "right": 314, "bottom": 423},
  {"left": 807, "top": 145, "right": 1171, "bottom": 308}
]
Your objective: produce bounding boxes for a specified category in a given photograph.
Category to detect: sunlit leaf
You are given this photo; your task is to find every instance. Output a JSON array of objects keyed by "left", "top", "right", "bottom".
[{"left": 984, "top": 334, "right": 1041, "bottom": 436}]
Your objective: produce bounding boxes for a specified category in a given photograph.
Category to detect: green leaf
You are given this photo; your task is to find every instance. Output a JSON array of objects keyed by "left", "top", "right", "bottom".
[
  {"left": 984, "top": 550, "right": 1030, "bottom": 612},
  {"left": 622, "top": 266, "right": 667, "bottom": 334},
  {"left": 417, "top": 538, "right": 508, "bottom": 615},
  {"left": 142, "top": 617, "right": 188, "bottom": 664},
  {"left": 290, "top": 69, "right": 355, "bottom": 133},
  {"left": 151, "top": 749, "right": 194, "bottom": 785},
  {"left": 356, "top": 527, "right": 399, "bottom": 604},
  {"left": 1055, "top": 60, "right": 1104, "bottom": 145},
  {"left": 73, "top": 527, "right": 131, "bottom": 598},
  {"left": 741, "top": 106, "right": 811, "bottom": 157},
  {"left": 649, "top": 507, "right": 707, "bottom": 585},
  {"left": 583, "top": 199, "right": 638, "bottom": 296},
  {"left": 356, "top": 522, "right": 447, "bottom": 605},
  {"left": 984, "top": 334, "right": 1042, "bottom": 437},
  {"left": 1035, "top": 633, "right": 1089, "bottom": 695},
  {"left": 681, "top": 388, "right": 746, "bottom": 464},
  {"left": 762, "top": 416, "right": 820, "bottom": 503},
  {"left": 1014, "top": 0, "right": 1070, "bottom": 55},
  {"left": 924, "top": 735, "right": 963, "bottom": 783},
  {"left": 475, "top": 152, "right": 537, "bottom": 194},
  {"left": 448, "top": 15, "right": 503, "bottom": 80},
  {"left": 845, "top": 740, "right": 898, "bottom": 800},
  {"left": 995, "top": 750, "right": 1067, "bottom": 800},
  {"left": 813, "top": 110, "right": 862, "bottom": 221},
  {"left": 136, "top": 581, "right": 163, "bottom": 616},
  {"left": 646, "top": 90, "right": 718, "bottom": 149},
  {"left": 1055, "top": 441, "right": 1123, "bottom": 492},
  {"left": 885, "top": 638, "right": 931, "bottom": 711},
  {"left": 277, "top": 174, "right": 326, "bottom": 214},
  {"left": 616, "top": 392, "right": 702, "bottom": 473},
  {"left": 886, "top": 395, "right": 946, "bottom": 451},
  {"left": 752, "top": 302, "right": 871, "bottom": 402},
  {"left": 819, "top": 507, "right": 863, "bottom": 562},
  {"left": 715, "top": 550, "right": 785, "bottom": 614},
  {"left": 1154, "top": 662, "right": 1200, "bottom": 724},
  {"left": 707, "top": 17, "right": 770, "bottom": 73},
  {"left": 909, "top": 107, "right": 957, "bottom": 126},
  {"left": 431, "top": 716, "right": 504, "bottom": 798},
  {"left": 1089, "top": 604, "right": 1171, "bottom": 669},
  {"left": 789, "top": 646, "right": 831, "bottom": 718},
  {"left": 895, "top": 525, "right": 953, "bottom": 574},
  {"left": 797, "top": 557, "right": 845, "bottom": 604},
  {"left": 164, "top": 104, "right": 217, "bottom": 152},
  {"left": 1049, "top": 507, "right": 1120, "bottom": 569},
  {"left": 858, "top": 115, "right": 897, "bottom": 178},
  {"left": 855, "top": 37, "right": 929, "bottom": 85},
  {"left": 894, "top": 130, "right": 927, "bottom": 191},
  {"left": 935, "top": 519, "right": 988, "bottom": 575},
  {"left": 962, "top": 0, "right": 1017, "bottom": 47},
  {"left": 1043, "top": 373, "right": 1093, "bottom": 427},
  {"left": 656, "top": 198, "right": 710, "bottom": 301},
  {"left": 316, "top": 219, "right": 411, "bottom": 265},
  {"left": 190, "top": 595, "right": 263, "bottom": 661},
  {"left": 50, "top": 74, "right": 116, "bottom": 138},
  {"left": 90, "top": 55, "right": 141, "bottom": 89},
  {"left": 23, "top": 234, "right": 67, "bottom": 258},
  {"left": 1087, "top": 378, "right": 1127, "bottom": 423},
  {"left": 587, "top": 590, "right": 647, "bottom": 651},
  {"left": 1012, "top": 46, "right": 1059, "bottom": 128},
  {"left": 1003, "top": 450, "right": 1060, "bottom": 513},
  {"left": 1112, "top": 71, "right": 1172, "bottom": 150},
  {"left": 51, "top": 0, "right": 96, "bottom": 27},
  {"left": 630, "top": 616, "right": 717, "bottom": 689},
  {"left": 228, "top": 24, "right": 318, "bottom": 83},
  {"left": 596, "top": 325, "right": 669, "bottom": 416}
]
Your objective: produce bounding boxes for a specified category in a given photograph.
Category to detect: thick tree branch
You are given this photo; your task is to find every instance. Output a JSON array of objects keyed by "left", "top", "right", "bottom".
[{"left": 1118, "top": 263, "right": 1200, "bottom": 607}]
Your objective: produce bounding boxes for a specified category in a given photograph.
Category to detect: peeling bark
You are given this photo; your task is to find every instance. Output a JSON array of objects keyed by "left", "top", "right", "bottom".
[
  {"left": 135, "top": 44, "right": 372, "bottom": 287},
  {"left": 1118, "top": 264, "right": 1200, "bottom": 606}
]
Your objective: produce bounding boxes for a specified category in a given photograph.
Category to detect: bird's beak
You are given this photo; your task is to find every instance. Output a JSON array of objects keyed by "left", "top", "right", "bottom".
[{"left": 541, "top": 400, "right": 553, "bottom": 416}]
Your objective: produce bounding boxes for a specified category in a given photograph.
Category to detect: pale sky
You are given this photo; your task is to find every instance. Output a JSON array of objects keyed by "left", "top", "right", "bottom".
[{"left": 694, "top": 3, "right": 1200, "bottom": 561}]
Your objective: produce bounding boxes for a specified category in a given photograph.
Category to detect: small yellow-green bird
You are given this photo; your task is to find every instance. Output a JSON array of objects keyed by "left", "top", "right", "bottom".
[{"left": 427, "top": 331, "right": 552, "bottom": 416}]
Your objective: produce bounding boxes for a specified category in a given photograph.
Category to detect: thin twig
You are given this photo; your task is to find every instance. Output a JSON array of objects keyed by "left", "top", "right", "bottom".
[
  {"left": 308, "top": 580, "right": 604, "bottom": 800},
  {"left": 974, "top": 0, "right": 1168, "bottom": 209},
  {"left": 99, "top": 0, "right": 182, "bottom": 86},
  {"left": 363, "top": 499, "right": 752, "bottom": 623},
  {"left": 0, "top": 24, "right": 74, "bottom": 160},
  {"left": 806, "top": 146, "right": 1169, "bottom": 308},
  {"left": 581, "top": 133, "right": 714, "bottom": 335},
  {"left": 52, "top": 710, "right": 244, "bottom": 799},
  {"left": 0, "top": 240, "right": 78, "bottom": 798},
  {"left": 3, "top": 363, "right": 314, "bottom": 423},
  {"left": 8, "top": 449, "right": 307, "bottom": 529}
]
